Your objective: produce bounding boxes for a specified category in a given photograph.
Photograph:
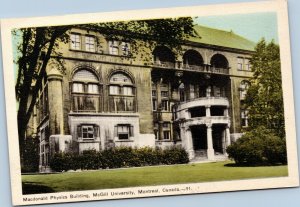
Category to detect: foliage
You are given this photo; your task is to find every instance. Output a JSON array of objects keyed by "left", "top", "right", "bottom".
[
  {"left": 21, "top": 136, "right": 39, "bottom": 173},
  {"left": 226, "top": 127, "right": 287, "bottom": 166},
  {"left": 245, "top": 39, "right": 285, "bottom": 138},
  {"left": 49, "top": 146, "right": 189, "bottom": 172}
]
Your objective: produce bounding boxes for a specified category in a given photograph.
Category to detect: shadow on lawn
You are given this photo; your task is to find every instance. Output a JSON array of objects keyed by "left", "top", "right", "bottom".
[
  {"left": 224, "top": 163, "right": 285, "bottom": 167},
  {"left": 22, "top": 182, "right": 55, "bottom": 194}
]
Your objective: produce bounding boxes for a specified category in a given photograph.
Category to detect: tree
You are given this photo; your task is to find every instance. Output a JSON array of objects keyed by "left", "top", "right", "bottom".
[
  {"left": 14, "top": 18, "right": 194, "bottom": 158},
  {"left": 244, "top": 39, "right": 285, "bottom": 138}
]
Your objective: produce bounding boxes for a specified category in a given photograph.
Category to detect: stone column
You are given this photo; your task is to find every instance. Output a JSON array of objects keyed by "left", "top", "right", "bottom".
[
  {"left": 205, "top": 105, "right": 211, "bottom": 117},
  {"left": 222, "top": 129, "right": 226, "bottom": 154},
  {"left": 185, "top": 127, "right": 195, "bottom": 159},
  {"left": 206, "top": 123, "right": 215, "bottom": 160},
  {"left": 225, "top": 125, "right": 231, "bottom": 147},
  {"left": 47, "top": 69, "right": 64, "bottom": 135},
  {"left": 224, "top": 107, "right": 229, "bottom": 117}
]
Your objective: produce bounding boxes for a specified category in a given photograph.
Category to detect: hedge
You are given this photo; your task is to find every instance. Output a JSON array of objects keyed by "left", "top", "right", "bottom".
[
  {"left": 226, "top": 126, "right": 287, "bottom": 166},
  {"left": 50, "top": 146, "right": 189, "bottom": 172}
]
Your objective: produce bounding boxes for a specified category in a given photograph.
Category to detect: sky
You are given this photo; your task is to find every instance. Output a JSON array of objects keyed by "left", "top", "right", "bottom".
[{"left": 195, "top": 12, "right": 278, "bottom": 44}]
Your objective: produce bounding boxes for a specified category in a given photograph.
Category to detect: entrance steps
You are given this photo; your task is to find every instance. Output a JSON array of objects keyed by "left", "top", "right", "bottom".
[{"left": 190, "top": 150, "right": 228, "bottom": 163}]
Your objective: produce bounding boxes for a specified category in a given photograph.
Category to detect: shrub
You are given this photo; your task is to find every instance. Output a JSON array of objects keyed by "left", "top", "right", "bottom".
[
  {"left": 49, "top": 146, "right": 189, "bottom": 172},
  {"left": 226, "top": 126, "right": 287, "bottom": 166},
  {"left": 21, "top": 136, "right": 39, "bottom": 173}
]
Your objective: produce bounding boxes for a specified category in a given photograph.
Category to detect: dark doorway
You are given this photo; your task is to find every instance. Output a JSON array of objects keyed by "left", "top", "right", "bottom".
[
  {"left": 191, "top": 125, "right": 207, "bottom": 150},
  {"left": 212, "top": 124, "right": 225, "bottom": 153}
]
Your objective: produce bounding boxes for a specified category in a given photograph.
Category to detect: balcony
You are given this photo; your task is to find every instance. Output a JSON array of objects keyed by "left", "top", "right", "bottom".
[
  {"left": 177, "top": 97, "right": 229, "bottom": 111},
  {"left": 153, "top": 62, "right": 229, "bottom": 75},
  {"left": 185, "top": 116, "right": 230, "bottom": 127},
  {"left": 153, "top": 61, "right": 176, "bottom": 69},
  {"left": 109, "top": 95, "right": 136, "bottom": 113},
  {"left": 72, "top": 94, "right": 100, "bottom": 113}
]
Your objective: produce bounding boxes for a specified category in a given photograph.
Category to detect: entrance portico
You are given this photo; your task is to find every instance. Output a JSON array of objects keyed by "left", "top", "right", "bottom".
[{"left": 176, "top": 96, "right": 231, "bottom": 161}]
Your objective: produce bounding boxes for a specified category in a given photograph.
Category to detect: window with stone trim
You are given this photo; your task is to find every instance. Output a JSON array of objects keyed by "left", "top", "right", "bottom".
[
  {"left": 109, "top": 72, "right": 136, "bottom": 112},
  {"left": 70, "top": 33, "right": 81, "bottom": 50},
  {"left": 114, "top": 124, "right": 134, "bottom": 140},
  {"left": 72, "top": 69, "right": 101, "bottom": 112},
  {"left": 77, "top": 124, "right": 99, "bottom": 140},
  {"left": 240, "top": 80, "right": 250, "bottom": 100},
  {"left": 85, "top": 36, "right": 95, "bottom": 52}
]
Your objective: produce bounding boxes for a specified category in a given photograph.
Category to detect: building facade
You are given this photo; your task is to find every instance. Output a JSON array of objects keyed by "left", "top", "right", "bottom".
[{"left": 27, "top": 25, "right": 255, "bottom": 172}]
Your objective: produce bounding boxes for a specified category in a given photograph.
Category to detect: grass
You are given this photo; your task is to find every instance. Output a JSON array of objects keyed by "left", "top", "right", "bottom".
[{"left": 22, "top": 161, "right": 288, "bottom": 194}]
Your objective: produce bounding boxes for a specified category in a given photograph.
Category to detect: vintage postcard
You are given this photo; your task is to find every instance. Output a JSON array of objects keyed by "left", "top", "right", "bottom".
[{"left": 0, "top": 0, "right": 298, "bottom": 205}]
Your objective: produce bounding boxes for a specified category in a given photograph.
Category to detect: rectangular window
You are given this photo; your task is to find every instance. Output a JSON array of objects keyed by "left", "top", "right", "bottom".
[
  {"left": 121, "top": 42, "right": 130, "bottom": 56},
  {"left": 73, "top": 83, "right": 84, "bottom": 93},
  {"left": 116, "top": 125, "right": 133, "bottom": 140},
  {"left": 152, "top": 99, "right": 157, "bottom": 111},
  {"left": 163, "top": 131, "right": 170, "bottom": 140},
  {"left": 241, "top": 110, "right": 249, "bottom": 127},
  {"left": 161, "top": 100, "right": 169, "bottom": 111},
  {"left": 70, "top": 33, "right": 81, "bottom": 50},
  {"left": 214, "top": 86, "right": 221, "bottom": 97},
  {"left": 152, "top": 90, "right": 157, "bottom": 97},
  {"left": 237, "top": 57, "right": 243, "bottom": 70},
  {"left": 109, "top": 85, "right": 120, "bottom": 95},
  {"left": 109, "top": 40, "right": 119, "bottom": 55},
  {"left": 82, "top": 125, "right": 94, "bottom": 139},
  {"left": 85, "top": 36, "right": 95, "bottom": 52},
  {"left": 87, "top": 84, "right": 99, "bottom": 94},
  {"left": 245, "top": 58, "right": 251, "bottom": 71},
  {"left": 161, "top": 91, "right": 169, "bottom": 98},
  {"left": 123, "top": 86, "right": 133, "bottom": 96}
]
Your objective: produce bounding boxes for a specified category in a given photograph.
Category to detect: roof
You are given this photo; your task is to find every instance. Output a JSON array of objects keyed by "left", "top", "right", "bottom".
[{"left": 188, "top": 25, "right": 256, "bottom": 51}]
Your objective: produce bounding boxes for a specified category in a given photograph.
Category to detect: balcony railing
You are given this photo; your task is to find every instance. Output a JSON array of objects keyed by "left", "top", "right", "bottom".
[
  {"left": 153, "top": 61, "right": 176, "bottom": 68},
  {"left": 177, "top": 96, "right": 229, "bottom": 111},
  {"left": 109, "top": 95, "right": 136, "bottom": 113},
  {"left": 72, "top": 94, "right": 100, "bottom": 112},
  {"left": 153, "top": 62, "right": 229, "bottom": 75}
]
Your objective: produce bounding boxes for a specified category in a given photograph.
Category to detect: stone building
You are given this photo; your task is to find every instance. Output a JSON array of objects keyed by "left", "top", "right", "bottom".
[{"left": 28, "top": 24, "right": 255, "bottom": 172}]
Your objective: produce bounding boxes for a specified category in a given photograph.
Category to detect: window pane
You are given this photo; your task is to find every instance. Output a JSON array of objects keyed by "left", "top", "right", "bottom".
[
  {"left": 71, "top": 34, "right": 81, "bottom": 50},
  {"left": 109, "top": 86, "right": 120, "bottom": 95},
  {"left": 88, "top": 84, "right": 99, "bottom": 94},
  {"left": 123, "top": 87, "right": 133, "bottom": 95},
  {"left": 85, "top": 36, "right": 95, "bottom": 52},
  {"left": 73, "top": 83, "right": 84, "bottom": 93}
]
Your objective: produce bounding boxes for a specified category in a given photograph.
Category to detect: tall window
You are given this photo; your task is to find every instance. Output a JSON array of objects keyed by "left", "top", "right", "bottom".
[
  {"left": 240, "top": 81, "right": 250, "bottom": 100},
  {"left": 152, "top": 83, "right": 157, "bottom": 111},
  {"left": 71, "top": 33, "right": 81, "bottom": 50},
  {"left": 72, "top": 69, "right": 100, "bottom": 112},
  {"left": 244, "top": 58, "right": 251, "bottom": 71},
  {"left": 163, "top": 122, "right": 171, "bottom": 140},
  {"left": 121, "top": 42, "right": 130, "bottom": 56},
  {"left": 241, "top": 109, "right": 249, "bottom": 127},
  {"left": 85, "top": 36, "right": 95, "bottom": 52},
  {"left": 109, "top": 40, "right": 119, "bottom": 55},
  {"left": 109, "top": 72, "right": 136, "bottom": 112},
  {"left": 237, "top": 57, "right": 243, "bottom": 70}
]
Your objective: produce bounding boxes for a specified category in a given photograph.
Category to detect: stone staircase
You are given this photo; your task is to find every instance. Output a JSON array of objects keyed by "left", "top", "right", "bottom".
[{"left": 190, "top": 150, "right": 228, "bottom": 163}]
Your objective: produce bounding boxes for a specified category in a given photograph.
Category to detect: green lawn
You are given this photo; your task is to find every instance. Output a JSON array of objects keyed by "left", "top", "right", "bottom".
[{"left": 22, "top": 161, "right": 288, "bottom": 194}]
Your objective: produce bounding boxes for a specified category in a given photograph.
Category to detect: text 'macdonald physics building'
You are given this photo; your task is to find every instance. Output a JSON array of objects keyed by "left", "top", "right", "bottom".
[{"left": 26, "top": 24, "right": 256, "bottom": 172}]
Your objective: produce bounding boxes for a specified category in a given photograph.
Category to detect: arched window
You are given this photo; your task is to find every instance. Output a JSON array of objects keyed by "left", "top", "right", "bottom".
[
  {"left": 210, "top": 54, "right": 229, "bottom": 74},
  {"left": 72, "top": 69, "right": 101, "bottom": 112},
  {"left": 109, "top": 72, "right": 136, "bottom": 112},
  {"left": 240, "top": 80, "right": 250, "bottom": 100}
]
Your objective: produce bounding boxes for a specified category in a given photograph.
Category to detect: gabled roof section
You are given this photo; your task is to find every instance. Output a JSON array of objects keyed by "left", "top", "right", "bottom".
[{"left": 188, "top": 25, "right": 256, "bottom": 51}]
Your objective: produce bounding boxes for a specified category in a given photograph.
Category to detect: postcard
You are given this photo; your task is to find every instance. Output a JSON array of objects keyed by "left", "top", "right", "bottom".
[{"left": 0, "top": 0, "right": 298, "bottom": 205}]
